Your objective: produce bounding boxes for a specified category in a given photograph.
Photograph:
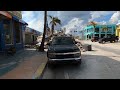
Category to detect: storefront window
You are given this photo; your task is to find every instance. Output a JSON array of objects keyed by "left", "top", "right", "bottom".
[
  {"left": 107, "top": 27, "right": 112, "bottom": 33},
  {"left": 95, "top": 34, "right": 99, "bottom": 37},
  {"left": 95, "top": 28, "right": 99, "bottom": 33},
  {"left": 3, "top": 19, "right": 13, "bottom": 44},
  {"left": 14, "top": 21, "right": 21, "bottom": 43},
  {"left": 101, "top": 34, "right": 105, "bottom": 38},
  {"left": 113, "top": 26, "right": 116, "bottom": 32}
]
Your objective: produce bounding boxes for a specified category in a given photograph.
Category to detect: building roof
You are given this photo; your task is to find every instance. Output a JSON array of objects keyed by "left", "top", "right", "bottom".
[{"left": 25, "top": 27, "right": 41, "bottom": 35}]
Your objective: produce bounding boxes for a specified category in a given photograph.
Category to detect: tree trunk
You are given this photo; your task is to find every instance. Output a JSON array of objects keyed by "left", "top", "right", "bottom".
[
  {"left": 51, "top": 24, "right": 54, "bottom": 36},
  {"left": 39, "top": 11, "right": 47, "bottom": 52}
]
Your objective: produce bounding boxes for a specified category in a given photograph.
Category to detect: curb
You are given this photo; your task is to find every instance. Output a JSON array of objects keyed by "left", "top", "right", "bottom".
[{"left": 32, "top": 61, "right": 47, "bottom": 79}]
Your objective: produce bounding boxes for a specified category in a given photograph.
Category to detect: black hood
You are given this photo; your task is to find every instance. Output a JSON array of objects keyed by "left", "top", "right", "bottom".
[{"left": 49, "top": 45, "right": 79, "bottom": 53}]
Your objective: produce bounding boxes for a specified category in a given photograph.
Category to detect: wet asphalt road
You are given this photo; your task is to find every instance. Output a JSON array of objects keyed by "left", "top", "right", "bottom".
[{"left": 42, "top": 45, "right": 120, "bottom": 79}]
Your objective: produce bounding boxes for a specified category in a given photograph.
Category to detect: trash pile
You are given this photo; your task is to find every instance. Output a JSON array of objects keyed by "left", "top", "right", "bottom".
[{"left": 76, "top": 40, "right": 92, "bottom": 52}]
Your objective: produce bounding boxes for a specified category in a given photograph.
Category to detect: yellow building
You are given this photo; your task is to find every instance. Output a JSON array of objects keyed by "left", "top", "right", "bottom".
[{"left": 116, "top": 21, "right": 120, "bottom": 38}]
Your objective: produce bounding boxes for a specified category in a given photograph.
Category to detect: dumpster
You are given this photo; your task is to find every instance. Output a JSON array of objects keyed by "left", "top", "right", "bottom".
[{"left": 83, "top": 44, "right": 92, "bottom": 51}]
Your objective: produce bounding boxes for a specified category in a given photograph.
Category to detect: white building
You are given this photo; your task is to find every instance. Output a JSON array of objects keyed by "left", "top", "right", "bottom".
[
  {"left": 66, "top": 28, "right": 83, "bottom": 39},
  {"left": 23, "top": 27, "right": 41, "bottom": 45}
]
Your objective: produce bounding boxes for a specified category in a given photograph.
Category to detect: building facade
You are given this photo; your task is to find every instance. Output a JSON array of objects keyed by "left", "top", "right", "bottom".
[
  {"left": 23, "top": 27, "right": 41, "bottom": 45},
  {"left": 79, "top": 30, "right": 84, "bottom": 40},
  {"left": 66, "top": 28, "right": 82, "bottom": 39},
  {"left": 0, "top": 11, "right": 28, "bottom": 52},
  {"left": 116, "top": 20, "right": 120, "bottom": 39},
  {"left": 83, "top": 24, "right": 116, "bottom": 40}
]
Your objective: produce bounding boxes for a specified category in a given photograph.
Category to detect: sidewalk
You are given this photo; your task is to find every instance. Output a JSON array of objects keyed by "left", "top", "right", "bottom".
[
  {"left": 0, "top": 49, "right": 48, "bottom": 79},
  {"left": 79, "top": 40, "right": 120, "bottom": 50}
]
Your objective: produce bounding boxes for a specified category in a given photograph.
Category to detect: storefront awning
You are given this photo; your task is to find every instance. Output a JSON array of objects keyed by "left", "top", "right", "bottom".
[
  {"left": 12, "top": 15, "right": 28, "bottom": 25},
  {"left": 0, "top": 11, "right": 12, "bottom": 19},
  {"left": 12, "top": 15, "right": 19, "bottom": 22}
]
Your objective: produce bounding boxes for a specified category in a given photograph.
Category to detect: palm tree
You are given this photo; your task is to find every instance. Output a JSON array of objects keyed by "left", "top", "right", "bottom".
[
  {"left": 48, "top": 15, "right": 61, "bottom": 36},
  {"left": 39, "top": 11, "right": 47, "bottom": 52},
  {"left": 88, "top": 21, "right": 97, "bottom": 38},
  {"left": 89, "top": 21, "right": 97, "bottom": 28},
  {"left": 89, "top": 21, "right": 98, "bottom": 32}
]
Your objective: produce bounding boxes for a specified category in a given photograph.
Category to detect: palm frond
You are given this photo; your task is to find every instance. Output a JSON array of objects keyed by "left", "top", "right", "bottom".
[
  {"left": 50, "top": 21, "right": 53, "bottom": 25},
  {"left": 56, "top": 19, "right": 61, "bottom": 25},
  {"left": 53, "top": 22, "right": 57, "bottom": 26},
  {"left": 48, "top": 15, "right": 53, "bottom": 19},
  {"left": 54, "top": 17, "right": 61, "bottom": 25},
  {"left": 49, "top": 16, "right": 62, "bottom": 29}
]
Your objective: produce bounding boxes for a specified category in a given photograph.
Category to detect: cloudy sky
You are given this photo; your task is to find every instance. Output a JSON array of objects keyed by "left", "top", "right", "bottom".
[{"left": 22, "top": 11, "right": 120, "bottom": 33}]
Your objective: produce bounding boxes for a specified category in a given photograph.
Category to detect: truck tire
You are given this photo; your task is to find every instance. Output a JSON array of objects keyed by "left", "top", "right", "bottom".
[{"left": 110, "top": 41, "right": 113, "bottom": 43}]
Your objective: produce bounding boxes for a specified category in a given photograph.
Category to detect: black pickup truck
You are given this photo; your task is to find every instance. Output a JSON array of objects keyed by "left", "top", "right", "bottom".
[
  {"left": 99, "top": 35, "right": 119, "bottom": 44},
  {"left": 47, "top": 36, "right": 82, "bottom": 66}
]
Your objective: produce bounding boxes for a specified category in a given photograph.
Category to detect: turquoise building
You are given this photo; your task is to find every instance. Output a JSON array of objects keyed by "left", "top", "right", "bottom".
[{"left": 83, "top": 24, "right": 116, "bottom": 40}]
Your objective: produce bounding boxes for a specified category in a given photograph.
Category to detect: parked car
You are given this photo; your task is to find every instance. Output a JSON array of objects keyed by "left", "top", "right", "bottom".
[
  {"left": 91, "top": 36, "right": 99, "bottom": 42},
  {"left": 99, "top": 35, "right": 119, "bottom": 44},
  {"left": 47, "top": 36, "right": 82, "bottom": 66}
]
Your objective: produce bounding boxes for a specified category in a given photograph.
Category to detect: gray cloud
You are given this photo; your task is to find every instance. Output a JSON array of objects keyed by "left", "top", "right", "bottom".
[
  {"left": 89, "top": 11, "right": 116, "bottom": 21},
  {"left": 56, "top": 11, "right": 91, "bottom": 25},
  {"left": 22, "top": 11, "right": 118, "bottom": 33},
  {"left": 109, "top": 11, "right": 120, "bottom": 24},
  {"left": 56, "top": 11, "right": 118, "bottom": 30}
]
